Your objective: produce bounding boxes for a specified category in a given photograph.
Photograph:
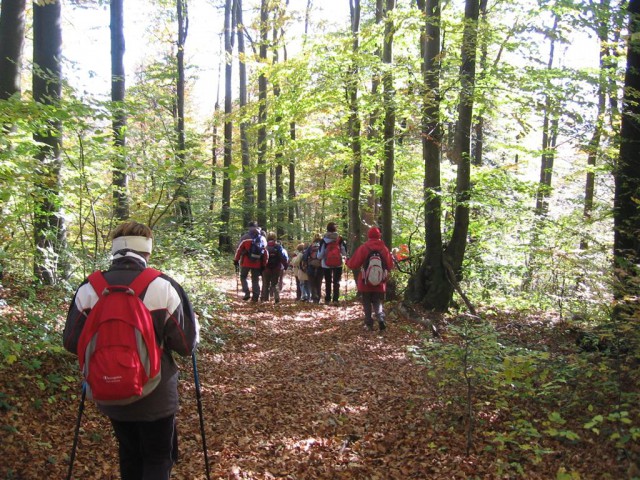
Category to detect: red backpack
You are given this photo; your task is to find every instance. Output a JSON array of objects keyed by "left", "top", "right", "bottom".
[
  {"left": 324, "top": 238, "right": 343, "bottom": 268},
  {"left": 77, "top": 268, "right": 162, "bottom": 405}
]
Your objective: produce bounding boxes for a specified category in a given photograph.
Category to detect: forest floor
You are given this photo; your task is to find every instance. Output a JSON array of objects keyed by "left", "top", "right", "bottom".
[{"left": 0, "top": 273, "right": 636, "bottom": 479}]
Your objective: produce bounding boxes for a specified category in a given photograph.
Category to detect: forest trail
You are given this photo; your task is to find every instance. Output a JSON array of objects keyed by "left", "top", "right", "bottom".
[{"left": 188, "top": 275, "right": 454, "bottom": 479}]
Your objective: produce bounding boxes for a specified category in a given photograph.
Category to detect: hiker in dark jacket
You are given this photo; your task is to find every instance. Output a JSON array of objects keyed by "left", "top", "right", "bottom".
[
  {"left": 63, "top": 221, "right": 199, "bottom": 480},
  {"left": 346, "top": 227, "right": 394, "bottom": 331},
  {"left": 303, "top": 233, "right": 324, "bottom": 303},
  {"left": 317, "top": 222, "right": 348, "bottom": 304},
  {"left": 234, "top": 222, "right": 268, "bottom": 301},
  {"left": 261, "top": 231, "right": 289, "bottom": 303}
]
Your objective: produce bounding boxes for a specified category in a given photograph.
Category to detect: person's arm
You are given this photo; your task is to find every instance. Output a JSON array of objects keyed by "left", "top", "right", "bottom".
[
  {"left": 161, "top": 278, "right": 199, "bottom": 357},
  {"left": 62, "top": 281, "right": 96, "bottom": 354}
]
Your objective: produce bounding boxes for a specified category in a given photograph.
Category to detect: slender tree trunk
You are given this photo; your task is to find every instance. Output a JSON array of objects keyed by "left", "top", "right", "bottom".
[
  {"left": 256, "top": 0, "right": 269, "bottom": 228},
  {"left": 535, "top": 15, "right": 559, "bottom": 217},
  {"left": 348, "top": 0, "right": 362, "bottom": 254},
  {"left": 288, "top": 122, "right": 297, "bottom": 226},
  {"left": 236, "top": 0, "right": 254, "bottom": 227},
  {"left": 447, "top": 0, "right": 481, "bottom": 278},
  {"left": 0, "top": 0, "right": 26, "bottom": 100},
  {"left": 472, "top": 0, "right": 488, "bottom": 166},
  {"left": 219, "top": 0, "right": 234, "bottom": 251},
  {"left": 33, "top": 0, "right": 64, "bottom": 284},
  {"left": 581, "top": 1, "right": 610, "bottom": 250},
  {"left": 365, "top": 0, "right": 383, "bottom": 228},
  {"left": 175, "top": 0, "right": 192, "bottom": 227},
  {"left": 614, "top": 0, "right": 640, "bottom": 312},
  {"left": 381, "top": 0, "right": 396, "bottom": 248},
  {"left": 111, "top": 0, "right": 129, "bottom": 220}
]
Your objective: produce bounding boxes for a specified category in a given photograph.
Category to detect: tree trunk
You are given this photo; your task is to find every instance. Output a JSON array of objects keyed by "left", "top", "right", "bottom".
[
  {"left": 406, "top": 0, "right": 451, "bottom": 311},
  {"left": 381, "top": 0, "right": 396, "bottom": 249},
  {"left": 348, "top": 0, "right": 362, "bottom": 254},
  {"left": 447, "top": 0, "right": 480, "bottom": 278},
  {"left": 614, "top": 0, "right": 640, "bottom": 314},
  {"left": 111, "top": 0, "right": 129, "bottom": 220},
  {"left": 236, "top": 0, "right": 254, "bottom": 228},
  {"left": 535, "top": 15, "right": 559, "bottom": 217},
  {"left": 219, "top": 0, "right": 234, "bottom": 251},
  {"left": 33, "top": 0, "right": 64, "bottom": 284},
  {"left": 256, "top": 0, "right": 269, "bottom": 228},
  {"left": 288, "top": 122, "right": 297, "bottom": 227},
  {"left": 0, "top": 0, "right": 26, "bottom": 100},
  {"left": 175, "top": 0, "right": 192, "bottom": 227}
]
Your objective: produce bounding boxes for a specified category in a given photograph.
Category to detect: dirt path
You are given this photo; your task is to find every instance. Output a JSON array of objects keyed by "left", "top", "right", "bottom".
[{"left": 181, "top": 276, "right": 468, "bottom": 480}]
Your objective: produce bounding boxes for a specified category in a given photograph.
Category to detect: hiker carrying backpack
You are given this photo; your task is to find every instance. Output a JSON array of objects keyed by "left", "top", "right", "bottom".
[
  {"left": 261, "top": 233, "right": 289, "bottom": 303},
  {"left": 63, "top": 221, "right": 199, "bottom": 479},
  {"left": 234, "top": 223, "right": 268, "bottom": 301},
  {"left": 318, "top": 222, "right": 348, "bottom": 304},
  {"left": 346, "top": 227, "right": 394, "bottom": 332}
]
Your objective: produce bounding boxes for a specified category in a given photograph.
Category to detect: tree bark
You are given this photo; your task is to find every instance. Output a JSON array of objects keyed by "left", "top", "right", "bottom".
[
  {"left": 0, "top": 0, "right": 26, "bottom": 100},
  {"left": 614, "top": 0, "right": 640, "bottom": 311},
  {"left": 111, "top": 0, "right": 129, "bottom": 220},
  {"left": 448, "top": 0, "right": 480, "bottom": 278},
  {"left": 219, "top": 0, "right": 234, "bottom": 251},
  {"left": 381, "top": 0, "right": 396, "bottom": 249},
  {"left": 406, "top": 0, "right": 451, "bottom": 311},
  {"left": 348, "top": 0, "right": 362, "bottom": 254},
  {"left": 257, "top": 0, "right": 269, "bottom": 228},
  {"left": 236, "top": 0, "right": 254, "bottom": 228},
  {"left": 33, "top": 0, "right": 64, "bottom": 284}
]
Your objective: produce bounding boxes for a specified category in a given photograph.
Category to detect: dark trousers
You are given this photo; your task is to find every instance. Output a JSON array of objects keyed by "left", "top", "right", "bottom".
[
  {"left": 240, "top": 266, "right": 261, "bottom": 300},
  {"left": 323, "top": 267, "right": 343, "bottom": 303},
  {"left": 110, "top": 414, "right": 178, "bottom": 480},
  {"left": 362, "top": 291, "right": 384, "bottom": 327},
  {"left": 308, "top": 267, "right": 323, "bottom": 302},
  {"left": 261, "top": 268, "right": 280, "bottom": 302}
]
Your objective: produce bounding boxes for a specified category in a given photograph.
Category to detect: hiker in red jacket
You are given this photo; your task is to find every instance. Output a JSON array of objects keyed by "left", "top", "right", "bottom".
[
  {"left": 346, "top": 227, "right": 394, "bottom": 332},
  {"left": 234, "top": 223, "right": 268, "bottom": 301}
]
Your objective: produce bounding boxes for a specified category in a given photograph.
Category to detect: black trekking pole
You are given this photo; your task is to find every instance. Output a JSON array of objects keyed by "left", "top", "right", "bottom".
[
  {"left": 66, "top": 383, "right": 86, "bottom": 480},
  {"left": 192, "top": 352, "right": 211, "bottom": 480}
]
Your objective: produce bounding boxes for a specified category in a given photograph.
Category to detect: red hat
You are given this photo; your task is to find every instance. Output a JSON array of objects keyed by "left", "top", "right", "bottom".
[{"left": 368, "top": 227, "right": 381, "bottom": 239}]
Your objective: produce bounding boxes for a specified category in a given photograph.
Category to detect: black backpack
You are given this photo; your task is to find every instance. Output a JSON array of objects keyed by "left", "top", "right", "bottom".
[
  {"left": 266, "top": 243, "right": 281, "bottom": 269},
  {"left": 249, "top": 234, "right": 265, "bottom": 260}
]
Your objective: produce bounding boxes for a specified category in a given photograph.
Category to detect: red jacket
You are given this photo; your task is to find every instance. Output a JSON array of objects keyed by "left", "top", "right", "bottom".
[
  {"left": 346, "top": 239, "right": 394, "bottom": 293},
  {"left": 234, "top": 237, "right": 268, "bottom": 269}
]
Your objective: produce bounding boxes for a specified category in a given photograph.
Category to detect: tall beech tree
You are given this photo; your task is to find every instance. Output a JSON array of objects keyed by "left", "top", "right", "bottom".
[
  {"left": 33, "top": 0, "right": 64, "bottom": 284},
  {"left": 175, "top": 0, "right": 193, "bottom": 227},
  {"left": 380, "top": 0, "right": 396, "bottom": 249},
  {"left": 614, "top": 0, "right": 640, "bottom": 314},
  {"left": 256, "top": 0, "right": 269, "bottom": 228},
  {"left": 111, "top": 0, "right": 129, "bottom": 220},
  {"left": 219, "top": 0, "right": 235, "bottom": 251},
  {"left": 406, "top": 0, "right": 449, "bottom": 310},
  {"left": 347, "top": 0, "right": 362, "bottom": 252},
  {"left": 0, "top": 0, "right": 26, "bottom": 101},
  {"left": 236, "top": 0, "right": 254, "bottom": 228}
]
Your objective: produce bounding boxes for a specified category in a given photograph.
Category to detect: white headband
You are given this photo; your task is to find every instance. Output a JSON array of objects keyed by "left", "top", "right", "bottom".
[{"left": 111, "top": 236, "right": 153, "bottom": 254}]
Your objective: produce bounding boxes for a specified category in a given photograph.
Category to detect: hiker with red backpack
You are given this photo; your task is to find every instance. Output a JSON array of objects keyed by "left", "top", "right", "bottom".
[
  {"left": 317, "top": 222, "right": 348, "bottom": 305},
  {"left": 346, "top": 227, "right": 394, "bottom": 332},
  {"left": 63, "top": 221, "right": 199, "bottom": 480},
  {"left": 261, "top": 231, "right": 289, "bottom": 303},
  {"left": 234, "top": 221, "right": 267, "bottom": 302}
]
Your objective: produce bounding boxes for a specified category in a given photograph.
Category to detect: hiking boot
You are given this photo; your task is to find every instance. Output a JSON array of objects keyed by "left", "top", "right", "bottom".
[
  {"left": 378, "top": 320, "right": 386, "bottom": 331},
  {"left": 243, "top": 293, "right": 250, "bottom": 301}
]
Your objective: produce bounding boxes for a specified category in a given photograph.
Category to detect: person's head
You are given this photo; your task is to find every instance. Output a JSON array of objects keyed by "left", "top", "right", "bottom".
[
  {"left": 296, "top": 242, "right": 306, "bottom": 252},
  {"left": 111, "top": 221, "right": 153, "bottom": 259},
  {"left": 313, "top": 233, "right": 322, "bottom": 242},
  {"left": 326, "top": 222, "right": 337, "bottom": 233},
  {"left": 248, "top": 221, "right": 258, "bottom": 228},
  {"left": 267, "top": 231, "right": 277, "bottom": 241},
  {"left": 367, "top": 227, "right": 381, "bottom": 240}
]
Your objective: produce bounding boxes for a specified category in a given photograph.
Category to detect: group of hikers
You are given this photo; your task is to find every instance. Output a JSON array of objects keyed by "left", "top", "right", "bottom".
[
  {"left": 62, "top": 219, "right": 395, "bottom": 479},
  {"left": 233, "top": 221, "right": 395, "bottom": 332}
]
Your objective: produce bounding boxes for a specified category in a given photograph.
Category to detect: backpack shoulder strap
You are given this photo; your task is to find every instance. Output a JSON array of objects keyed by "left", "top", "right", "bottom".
[
  {"left": 129, "top": 268, "right": 162, "bottom": 297},
  {"left": 87, "top": 270, "right": 108, "bottom": 296}
]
